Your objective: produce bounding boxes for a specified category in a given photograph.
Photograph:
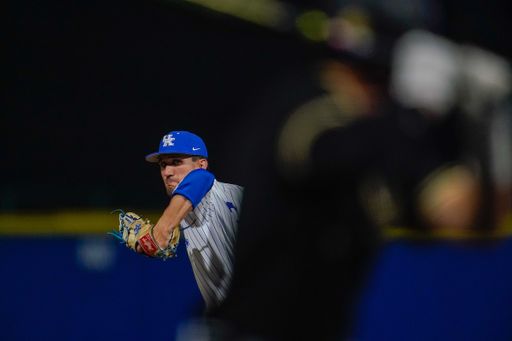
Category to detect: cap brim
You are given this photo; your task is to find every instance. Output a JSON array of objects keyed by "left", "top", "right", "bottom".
[
  {"left": 146, "top": 152, "right": 198, "bottom": 162},
  {"left": 145, "top": 152, "right": 161, "bottom": 163}
]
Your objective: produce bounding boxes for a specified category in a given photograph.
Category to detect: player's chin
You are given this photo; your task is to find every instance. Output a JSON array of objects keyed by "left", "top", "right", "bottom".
[{"left": 165, "top": 185, "right": 175, "bottom": 196}]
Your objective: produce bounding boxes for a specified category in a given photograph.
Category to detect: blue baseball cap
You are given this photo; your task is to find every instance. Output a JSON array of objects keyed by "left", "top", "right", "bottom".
[{"left": 145, "top": 131, "right": 208, "bottom": 162}]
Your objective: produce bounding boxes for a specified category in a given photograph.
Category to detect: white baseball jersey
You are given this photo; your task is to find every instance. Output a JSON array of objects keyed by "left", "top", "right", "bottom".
[{"left": 179, "top": 178, "right": 243, "bottom": 309}]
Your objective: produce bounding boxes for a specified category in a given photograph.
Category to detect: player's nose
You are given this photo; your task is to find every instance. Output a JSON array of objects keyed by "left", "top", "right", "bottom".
[{"left": 163, "top": 165, "right": 175, "bottom": 176}]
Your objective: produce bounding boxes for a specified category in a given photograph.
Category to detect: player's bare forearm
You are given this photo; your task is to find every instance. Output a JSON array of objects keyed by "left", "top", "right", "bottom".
[
  {"left": 153, "top": 194, "right": 193, "bottom": 248},
  {"left": 135, "top": 195, "right": 192, "bottom": 254}
]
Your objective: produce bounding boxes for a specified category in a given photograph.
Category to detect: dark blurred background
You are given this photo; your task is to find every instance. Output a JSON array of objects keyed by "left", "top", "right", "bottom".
[{"left": 1, "top": 0, "right": 512, "bottom": 340}]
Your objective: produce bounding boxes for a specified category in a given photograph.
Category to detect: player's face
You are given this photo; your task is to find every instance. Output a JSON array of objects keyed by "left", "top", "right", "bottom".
[{"left": 159, "top": 154, "right": 205, "bottom": 195}]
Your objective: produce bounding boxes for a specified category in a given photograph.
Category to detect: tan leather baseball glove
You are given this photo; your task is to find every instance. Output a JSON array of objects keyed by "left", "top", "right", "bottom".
[{"left": 109, "top": 209, "right": 180, "bottom": 260}]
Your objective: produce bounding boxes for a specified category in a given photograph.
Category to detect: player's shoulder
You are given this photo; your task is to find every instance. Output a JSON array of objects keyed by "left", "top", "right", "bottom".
[{"left": 212, "top": 179, "right": 244, "bottom": 193}]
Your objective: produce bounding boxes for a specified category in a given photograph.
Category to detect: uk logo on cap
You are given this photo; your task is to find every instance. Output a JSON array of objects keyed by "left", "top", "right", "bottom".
[
  {"left": 162, "top": 134, "right": 175, "bottom": 147},
  {"left": 146, "top": 131, "right": 208, "bottom": 162}
]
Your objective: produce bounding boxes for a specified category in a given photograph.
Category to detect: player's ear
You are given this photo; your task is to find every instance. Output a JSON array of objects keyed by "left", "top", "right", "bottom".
[{"left": 199, "top": 158, "right": 208, "bottom": 170}]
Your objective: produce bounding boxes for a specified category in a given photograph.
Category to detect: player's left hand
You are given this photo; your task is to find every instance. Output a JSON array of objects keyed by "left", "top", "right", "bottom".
[{"left": 108, "top": 209, "right": 180, "bottom": 260}]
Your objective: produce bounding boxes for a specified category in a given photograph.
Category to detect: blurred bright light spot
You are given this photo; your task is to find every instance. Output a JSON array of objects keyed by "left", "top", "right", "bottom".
[
  {"left": 327, "top": 6, "right": 375, "bottom": 56},
  {"left": 460, "top": 45, "right": 512, "bottom": 117},
  {"left": 76, "top": 237, "right": 117, "bottom": 272},
  {"left": 296, "top": 10, "right": 330, "bottom": 41},
  {"left": 391, "top": 29, "right": 459, "bottom": 116}
]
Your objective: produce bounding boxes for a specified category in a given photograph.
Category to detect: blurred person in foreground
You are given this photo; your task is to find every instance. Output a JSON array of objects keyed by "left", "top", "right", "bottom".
[{"left": 179, "top": 2, "right": 512, "bottom": 340}]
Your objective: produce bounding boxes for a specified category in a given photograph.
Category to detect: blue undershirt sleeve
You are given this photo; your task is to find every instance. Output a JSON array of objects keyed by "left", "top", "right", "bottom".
[{"left": 172, "top": 168, "right": 215, "bottom": 208}]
